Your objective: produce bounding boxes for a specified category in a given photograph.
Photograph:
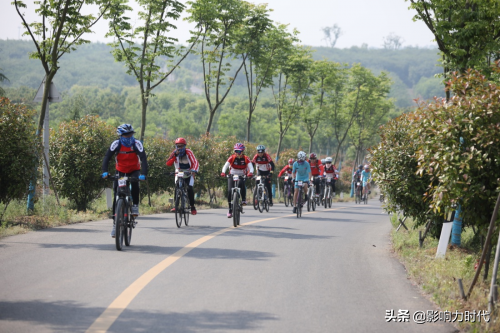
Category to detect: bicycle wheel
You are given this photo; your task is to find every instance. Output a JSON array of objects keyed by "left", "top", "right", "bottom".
[
  {"left": 183, "top": 192, "right": 190, "bottom": 226},
  {"left": 312, "top": 195, "right": 316, "bottom": 211},
  {"left": 296, "top": 188, "right": 301, "bottom": 218},
  {"left": 264, "top": 188, "right": 270, "bottom": 212},
  {"left": 284, "top": 186, "right": 289, "bottom": 207},
  {"left": 257, "top": 187, "right": 264, "bottom": 213},
  {"left": 124, "top": 204, "right": 133, "bottom": 246},
  {"left": 174, "top": 188, "right": 183, "bottom": 228},
  {"left": 115, "top": 199, "right": 125, "bottom": 251},
  {"left": 233, "top": 192, "right": 239, "bottom": 227},
  {"left": 307, "top": 188, "right": 312, "bottom": 212},
  {"left": 364, "top": 193, "right": 368, "bottom": 204},
  {"left": 253, "top": 188, "right": 258, "bottom": 210},
  {"left": 328, "top": 191, "right": 332, "bottom": 208}
]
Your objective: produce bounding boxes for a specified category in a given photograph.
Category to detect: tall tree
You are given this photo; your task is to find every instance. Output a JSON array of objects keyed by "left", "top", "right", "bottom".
[
  {"left": 272, "top": 45, "right": 313, "bottom": 161},
  {"left": 107, "top": 0, "right": 198, "bottom": 141},
  {"left": 13, "top": 0, "right": 113, "bottom": 136},
  {"left": 301, "top": 60, "right": 338, "bottom": 154},
  {"left": 241, "top": 21, "right": 298, "bottom": 142},
  {"left": 186, "top": 0, "right": 251, "bottom": 134},
  {"left": 407, "top": 0, "right": 500, "bottom": 99},
  {"left": 321, "top": 24, "right": 343, "bottom": 48}
]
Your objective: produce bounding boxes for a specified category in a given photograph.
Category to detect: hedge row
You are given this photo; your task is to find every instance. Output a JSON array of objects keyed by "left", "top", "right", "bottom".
[{"left": 371, "top": 65, "right": 500, "bottom": 232}]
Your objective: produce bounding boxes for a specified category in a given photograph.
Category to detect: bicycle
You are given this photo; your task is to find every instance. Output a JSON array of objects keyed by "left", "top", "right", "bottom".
[
  {"left": 171, "top": 170, "right": 191, "bottom": 228},
  {"left": 105, "top": 175, "right": 139, "bottom": 251},
  {"left": 307, "top": 177, "right": 322, "bottom": 212},
  {"left": 253, "top": 174, "right": 270, "bottom": 213},
  {"left": 282, "top": 176, "right": 294, "bottom": 207},
  {"left": 323, "top": 177, "right": 334, "bottom": 208},
  {"left": 295, "top": 180, "right": 307, "bottom": 218},
  {"left": 226, "top": 174, "right": 246, "bottom": 227},
  {"left": 354, "top": 180, "right": 363, "bottom": 204}
]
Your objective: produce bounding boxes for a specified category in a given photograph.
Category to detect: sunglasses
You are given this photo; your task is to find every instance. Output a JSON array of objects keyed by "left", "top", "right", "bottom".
[
  {"left": 176, "top": 145, "right": 186, "bottom": 149},
  {"left": 234, "top": 150, "right": 242, "bottom": 154},
  {"left": 258, "top": 150, "right": 264, "bottom": 153}
]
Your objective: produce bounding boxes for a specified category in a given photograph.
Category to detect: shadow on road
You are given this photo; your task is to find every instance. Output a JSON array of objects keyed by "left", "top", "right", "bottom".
[{"left": 0, "top": 300, "right": 278, "bottom": 333}]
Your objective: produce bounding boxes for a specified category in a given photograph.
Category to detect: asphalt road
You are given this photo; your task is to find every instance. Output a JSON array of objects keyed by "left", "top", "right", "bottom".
[{"left": 0, "top": 200, "right": 458, "bottom": 333}]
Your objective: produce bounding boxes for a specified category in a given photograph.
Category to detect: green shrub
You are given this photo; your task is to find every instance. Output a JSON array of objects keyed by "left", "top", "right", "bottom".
[
  {"left": 50, "top": 115, "right": 115, "bottom": 211},
  {"left": 414, "top": 67, "right": 500, "bottom": 229},
  {"left": 0, "top": 98, "right": 40, "bottom": 208},
  {"left": 140, "top": 137, "right": 175, "bottom": 201}
]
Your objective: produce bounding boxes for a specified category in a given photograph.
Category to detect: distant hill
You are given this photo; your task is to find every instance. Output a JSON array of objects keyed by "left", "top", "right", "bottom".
[{"left": 0, "top": 40, "right": 445, "bottom": 107}]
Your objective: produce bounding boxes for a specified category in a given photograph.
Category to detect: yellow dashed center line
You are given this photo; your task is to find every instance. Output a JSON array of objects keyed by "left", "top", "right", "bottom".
[{"left": 86, "top": 207, "right": 347, "bottom": 333}]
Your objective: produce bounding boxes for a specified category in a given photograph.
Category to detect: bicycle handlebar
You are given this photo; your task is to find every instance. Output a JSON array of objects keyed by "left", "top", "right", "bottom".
[{"left": 103, "top": 175, "right": 140, "bottom": 182}]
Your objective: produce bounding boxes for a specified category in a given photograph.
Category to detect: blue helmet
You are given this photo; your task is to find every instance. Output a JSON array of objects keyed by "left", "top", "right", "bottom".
[{"left": 117, "top": 124, "right": 135, "bottom": 136}]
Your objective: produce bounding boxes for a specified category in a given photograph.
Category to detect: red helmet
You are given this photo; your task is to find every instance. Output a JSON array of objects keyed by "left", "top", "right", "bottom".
[
  {"left": 233, "top": 143, "right": 245, "bottom": 152},
  {"left": 175, "top": 137, "right": 187, "bottom": 145},
  {"left": 288, "top": 158, "right": 294, "bottom": 164},
  {"left": 309, "top": 153, "right": 317, "bottom": 159}
]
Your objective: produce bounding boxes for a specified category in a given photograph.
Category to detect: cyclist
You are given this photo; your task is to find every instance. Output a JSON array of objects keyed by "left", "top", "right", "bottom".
[
  {"left": 319, "top": 158, "right": 326, "bottom": 197},
  {"left": 292, "top": 151, "right": 312, "bottom": 213},
  {"left": 278, "top": 158, "right": 295, "bottom": 196},
  {"left": 308, "top": 153, "right": 323, "bottom": 198},
  {"left": 221, "top": 143, "right": 254, "bottom": 218},
  {"left": 323, "top": 157, "right": 339, "bottom": 196},
  {"left": 353, "top": 164, "right": 363, "bottom": 195},
  {"left": 102, "top": 124, "right": 148, "bottom": 237},
  {"left": 362, "top": 164, "right": 372, "bottom": 200},
  {"left": 251, "top": 145, "right": 275, "bottom": 206},
  {"left": 166, "top": 137, "right": 199, "bottom": 215}
]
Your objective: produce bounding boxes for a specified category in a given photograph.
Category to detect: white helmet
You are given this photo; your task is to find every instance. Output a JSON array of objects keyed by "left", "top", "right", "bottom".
[
  {"left": 325, "top": 157, "right": 333, "bottom": 163},
  {"left": 297, "top": 151, "right": 307, "bottom": 161},
  {"left": 364, "top": 164, "right": 370, "bottom": 170}
]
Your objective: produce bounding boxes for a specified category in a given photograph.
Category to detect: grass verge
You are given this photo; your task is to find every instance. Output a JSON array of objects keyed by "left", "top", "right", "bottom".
[
  {"left": 390, "top": 214, "right": 499, "bottom": 332},
  {"left": 0, "top": 190, "right": 224, "bottom": 239}
]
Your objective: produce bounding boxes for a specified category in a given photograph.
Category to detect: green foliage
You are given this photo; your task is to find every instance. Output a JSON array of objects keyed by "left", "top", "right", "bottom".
[
  {"left": 413, "top": 76, "right": 446, "bottom": 100},
  {"left": 107, "top": 0, "right": 192, "bottom": 140},
  {"left": 0, "top": 68, "right": 9, "bottom": 96},
  {"left": 372, "top": 64, "right": 500, "bottom": 232},
  {"left": 0, "top": 98, "right": 40, "bottom": 205},
  {"left": 408, "top": 0, "right": 500, "bottom": 75},
  {"left": 49, "top": 115, "right": 115, "bottom": 211},
  {"left": 370, "top": 112, "right": 443, "bottom": 229},
  {"left": 140, "top": 137, "right": 175, "bottom": 200},
  {"left": 414, "top": 66, "right": 500, "bottom": 228}
]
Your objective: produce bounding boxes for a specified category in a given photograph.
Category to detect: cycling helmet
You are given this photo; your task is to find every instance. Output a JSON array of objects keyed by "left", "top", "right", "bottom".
[
  {"left": 117, "top": 124, "right": 135, "bottom": 136},
  {"left": 358, "top": 164, "right": 363, "bottom": 169},
  {"left": 288, "top": 158, "right": 294, "bottom": 164},
  {"left": 325, "top": 157, "right": 333, "bottom": 163},
  {"left": 256, "top": 145, "right": 266, "bottom": 152},
  {"left": 309, "top": 153, "right": 317, "bottom": 159},
  {"left": 364, "top": 164, "right": 370, "bottom": 170},
  {"left": 297, "top": 151, "right": 307, "bottom": 161},
  {"left": 321, "top": 159, "right": 326, "bottom": 164},
  {"left": 234, "top": 143, "right": 245, "bottom": 152},
  {"left": 175, "top": 137, "right": 187, "bottom": 145}
]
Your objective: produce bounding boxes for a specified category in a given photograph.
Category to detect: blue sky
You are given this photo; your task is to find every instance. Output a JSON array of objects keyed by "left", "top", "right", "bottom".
[{"left": 0, "top": 0, "right": 436, "bottom": 49}]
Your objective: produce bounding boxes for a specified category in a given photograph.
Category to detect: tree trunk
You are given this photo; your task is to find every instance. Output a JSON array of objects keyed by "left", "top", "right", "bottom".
[
  {"left": 276, "top": 134, "right": 283, "bottom": 162},
  {"left": 308, "top": 135, "right": 313, "bottom": 154},
  {"left": 140, "top": 94, "right": 148, "bottom": 142},
  {"left": 206, "top": 111, "right": 215, "bottom": 134},
  {"left": 246, "top": 113, "right": 252, "bottom": 142},
  {"left": 36, "top": 71, "right": 57, "bottom": 136}
]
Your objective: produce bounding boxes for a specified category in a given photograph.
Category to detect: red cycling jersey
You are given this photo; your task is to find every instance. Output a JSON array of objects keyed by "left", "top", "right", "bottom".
[
  {"left": 278, "top": 165, "right": 293, "bottom": 178},
  {"left": 308, "top": 160, "right": 324, "bottom": 176},
  {"left": 166, "top": 148, "right": 199, "bottom": 171},
  {"left": 323, "top": 164, "right": 338, "bottom": 179}
]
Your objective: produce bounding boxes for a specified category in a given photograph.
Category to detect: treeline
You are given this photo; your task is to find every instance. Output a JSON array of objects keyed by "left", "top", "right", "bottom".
[{"left": 0, "top": 40, "right": 444, "bottom": 108}]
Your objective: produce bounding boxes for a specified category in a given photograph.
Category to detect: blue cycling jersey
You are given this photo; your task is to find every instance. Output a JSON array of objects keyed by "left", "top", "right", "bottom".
[
  {"left": 361, "top": 170, "right": 371, "bottom": 184},
  {"left": 293, "top": 161, "right": 311, "bottom": 181}
]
